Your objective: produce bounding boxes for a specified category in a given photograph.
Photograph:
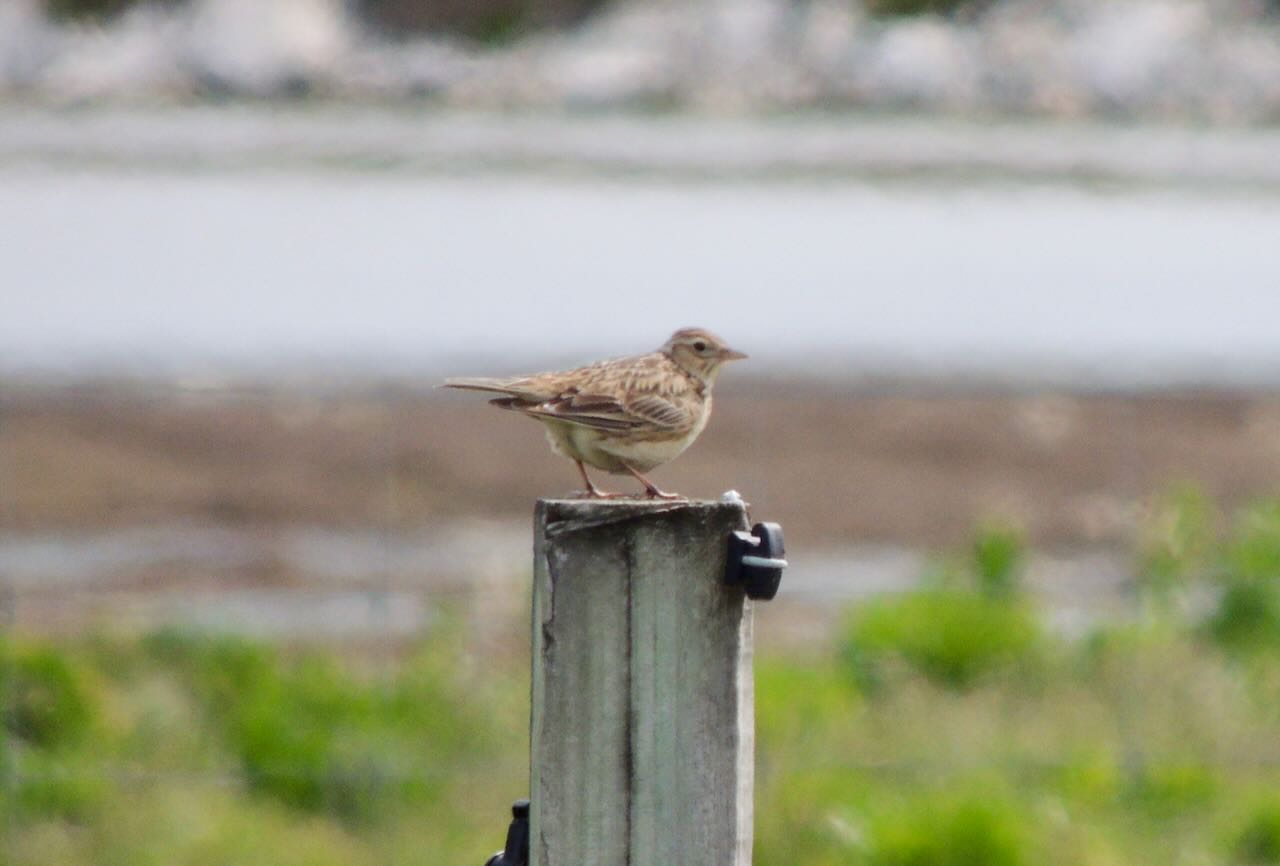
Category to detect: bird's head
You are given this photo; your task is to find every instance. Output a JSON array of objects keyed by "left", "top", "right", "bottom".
[{"left": 661, "top": 327, "right": 748, "bottom": 384}]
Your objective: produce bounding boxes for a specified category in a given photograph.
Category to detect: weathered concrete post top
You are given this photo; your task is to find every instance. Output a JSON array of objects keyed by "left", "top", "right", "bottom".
[{"left": 530, "top": 498, "right": 755, "bottom": 866}]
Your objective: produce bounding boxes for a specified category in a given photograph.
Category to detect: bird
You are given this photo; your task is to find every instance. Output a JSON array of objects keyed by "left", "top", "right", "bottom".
[{"left": 443, "top": 327, "right": 748, "bottom": 499}]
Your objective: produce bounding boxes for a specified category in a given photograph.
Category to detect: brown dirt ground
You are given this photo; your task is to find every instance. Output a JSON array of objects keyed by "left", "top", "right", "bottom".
[{"left": 6, "top": 379, "right": 1280, "bottom": 548}]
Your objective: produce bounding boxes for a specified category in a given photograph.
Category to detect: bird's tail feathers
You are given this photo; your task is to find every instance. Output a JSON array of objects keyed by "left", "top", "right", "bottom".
[{"left": 441, "top": 377, "right": 520, "bottom": 395}]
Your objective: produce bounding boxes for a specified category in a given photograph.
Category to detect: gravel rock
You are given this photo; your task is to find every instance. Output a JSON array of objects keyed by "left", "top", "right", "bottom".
[{"left": 3, "top": 0, "right": 1280, "bottom": 120}]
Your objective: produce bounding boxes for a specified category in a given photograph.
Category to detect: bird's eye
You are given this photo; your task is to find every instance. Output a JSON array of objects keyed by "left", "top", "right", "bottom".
[{"left": 693, "top": 341, "right": 707, "bottom": 352}]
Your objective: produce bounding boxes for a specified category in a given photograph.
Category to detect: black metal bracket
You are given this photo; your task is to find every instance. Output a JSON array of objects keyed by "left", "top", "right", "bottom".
[
  {"left": 724, "top": 521, "right": 786, "bottom": 601},
  {"left": 484, "top": 799, "right": 529, "bottom": 866}
]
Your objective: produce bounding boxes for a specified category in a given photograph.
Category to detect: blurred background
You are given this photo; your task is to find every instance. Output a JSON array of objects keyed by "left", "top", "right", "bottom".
[{"left": 4, "top": 0, "right": 1280, "bottom": 864}]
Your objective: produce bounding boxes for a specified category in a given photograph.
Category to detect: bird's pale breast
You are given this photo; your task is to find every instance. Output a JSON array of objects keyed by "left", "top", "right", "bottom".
[
  {"left": 538, "top": 395, "right": 709, "bottom": 474},
  {"left": 596, "top": 429, "right": 700, "bottom": 473}
]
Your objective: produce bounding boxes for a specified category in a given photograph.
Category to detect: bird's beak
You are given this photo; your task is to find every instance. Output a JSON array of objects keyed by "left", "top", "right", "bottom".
[{"left": 721, "top": 348, "right": 749, "bottom": 361}]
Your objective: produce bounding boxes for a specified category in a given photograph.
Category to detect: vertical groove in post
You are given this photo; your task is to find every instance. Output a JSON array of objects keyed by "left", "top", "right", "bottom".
[
  {"left": 622, "top": 531, "right": 634, "bottom": 866},
  {"left": 530, "top": 500, "right": 753, "bottom": 866},
  {"left": 736, "top": 602, "right": 756, "bottom": 863}
]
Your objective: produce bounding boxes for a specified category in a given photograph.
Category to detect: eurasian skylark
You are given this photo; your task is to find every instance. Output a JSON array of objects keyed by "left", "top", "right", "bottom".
[{"left": 443, "top": 327, "right": 747, "bottom": 499}]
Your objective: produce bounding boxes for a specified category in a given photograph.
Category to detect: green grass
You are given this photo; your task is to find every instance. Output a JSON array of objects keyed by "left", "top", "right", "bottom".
[
  {"left": 840, "top": 589, "right": 1042, "bottom": 692},
  {"left": 1232, "top": 795, "right": 1280, "bottom": 864},
  {"left": 840, "top": 523, "right": 1042, "bottom": 692},
  {"left": 8, "top": 493, "right": 1280, "bottom": 866},
  {"left": 1, "top": 624, "right": 528, "bottom": 866}
]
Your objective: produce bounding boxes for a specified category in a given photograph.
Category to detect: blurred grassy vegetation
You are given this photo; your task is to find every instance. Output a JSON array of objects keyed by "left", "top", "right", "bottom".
[
  {"left": 41, "top": 0, "right": 608, "bottom": 41},
  {"left": 44, "top": 0, "right": 990, "bottom": 29},
  {"left": 8, "top": 493, "right": 1280, "bottom": 865},
  {"left": 1, "top": 623, "right": 529, "bottom": 866},
  {"left": 862, "top": 0, "right": 986, "bottom": 18}
]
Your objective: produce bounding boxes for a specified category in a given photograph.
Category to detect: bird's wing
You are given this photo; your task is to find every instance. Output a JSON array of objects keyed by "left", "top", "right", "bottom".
[
  {"left": 624, "top": 393, "right": 693, "bottom": 429},
  {"left": 446, "top": 353, "right": 697, "bottom": 432},
  {"left": 498, "top": 386, "right": 690, "bottom": 433}
]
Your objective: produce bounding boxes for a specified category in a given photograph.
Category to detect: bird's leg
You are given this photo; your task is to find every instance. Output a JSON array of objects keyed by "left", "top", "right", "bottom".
[
  {"left": 575, "top": 460, "right": 625, "bottom": 499},
  {"left": 623, "top": 465, "right": 685, "bottom": 500}
]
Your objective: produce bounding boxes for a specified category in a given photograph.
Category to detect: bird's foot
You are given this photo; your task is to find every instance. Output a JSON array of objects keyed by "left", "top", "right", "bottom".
[{"left": 622, "top": 465, "right": 686, "bottom": 500}]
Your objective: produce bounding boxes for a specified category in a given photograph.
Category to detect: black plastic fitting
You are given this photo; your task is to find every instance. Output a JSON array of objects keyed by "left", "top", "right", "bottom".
[
  {"left": 484, "top": 800, "right": 530, "bottom": 866},
  {"left": 724, "top": 521, "right": 786, "bottom": 601}
]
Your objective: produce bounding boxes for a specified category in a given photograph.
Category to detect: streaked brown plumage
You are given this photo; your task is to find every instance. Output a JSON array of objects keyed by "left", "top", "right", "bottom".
[{"left": 443, "top": 327, "right": 748, "bottom": 498}]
